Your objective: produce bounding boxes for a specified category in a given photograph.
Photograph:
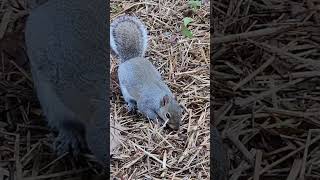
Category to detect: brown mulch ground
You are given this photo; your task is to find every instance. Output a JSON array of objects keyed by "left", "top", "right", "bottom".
[
  {"left": 0, "top": 1, "right": 106, "bottom": 180},
  {"left": 213, "top": 0, "right": 320, "bottom": 180}
]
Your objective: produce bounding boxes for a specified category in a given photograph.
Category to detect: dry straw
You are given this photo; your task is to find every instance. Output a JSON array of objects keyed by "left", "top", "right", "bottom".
[{"left": 110, "top": 0, "right": 210, "bottom": 179}]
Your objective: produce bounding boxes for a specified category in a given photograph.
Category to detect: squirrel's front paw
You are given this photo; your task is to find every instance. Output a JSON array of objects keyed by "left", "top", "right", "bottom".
[
  {"left": 53, "top": 130, "right": 89, "bottom": 157},
  {"left": 126, "top": 102, "right": 137, "bottom": 113},
  {"left": 142, "top": 109, "right": 158, "bottom": 121}
]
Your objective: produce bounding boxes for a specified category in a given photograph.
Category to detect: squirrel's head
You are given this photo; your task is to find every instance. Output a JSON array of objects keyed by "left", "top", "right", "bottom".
[{"left": 157, "top": 94, "right": 183, "bottom": 130}]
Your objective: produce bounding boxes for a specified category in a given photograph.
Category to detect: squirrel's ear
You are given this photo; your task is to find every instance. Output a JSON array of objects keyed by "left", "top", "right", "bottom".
[{"left": 161, "top": 95, "right": 170, "bottom": 107}]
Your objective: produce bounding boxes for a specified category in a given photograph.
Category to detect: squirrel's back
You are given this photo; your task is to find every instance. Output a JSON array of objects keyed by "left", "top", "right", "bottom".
[{"left": 110, "top": 16, "right": 148, "bottom": 62}]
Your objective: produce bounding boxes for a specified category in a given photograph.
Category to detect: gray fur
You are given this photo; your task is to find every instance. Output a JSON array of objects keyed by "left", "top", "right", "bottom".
[
  {"left": 111, "top": 15, "right": 182, "bottom": 130},
  {"left": 25, "top": 0, "right": 108, "bottom": 167},
  {"left": 110, "top": 16, "right": 148, "bottom": 62}
]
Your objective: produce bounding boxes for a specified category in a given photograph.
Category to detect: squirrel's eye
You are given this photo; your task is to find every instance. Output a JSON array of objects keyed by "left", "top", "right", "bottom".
[{"left": 166, "top": 113, "right": 171, "bottom": 119}]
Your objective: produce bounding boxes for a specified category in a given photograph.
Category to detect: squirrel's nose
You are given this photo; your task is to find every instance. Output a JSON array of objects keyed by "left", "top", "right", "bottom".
[{"left": 167, "top": 123, "right": 180, "bottom": 130}]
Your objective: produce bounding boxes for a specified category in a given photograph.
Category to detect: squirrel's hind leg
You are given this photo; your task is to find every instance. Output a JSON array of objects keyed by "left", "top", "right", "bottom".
[
  {"left": 119, "top": 84, "right": 137, "bottom": 112},
  {"left": 53, "top": 119, "right": 89, "bottom": 157},
  {"left": 34, "top": 81, "right": 89, "bottom": 157}
]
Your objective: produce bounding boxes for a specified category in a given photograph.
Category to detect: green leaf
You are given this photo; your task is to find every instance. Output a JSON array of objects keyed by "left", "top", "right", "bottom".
[
  {"left": 111, "top": 5, "right": 122, "bottom": 13},
  {"left": 188, "top": 0, "right": 201, "bottom": 9},
  {"left": 181, "top": 25, "right": 193, "bottom": 38},
  {"left": 183, "top": 17, "right": 193, "bottom": 26}
]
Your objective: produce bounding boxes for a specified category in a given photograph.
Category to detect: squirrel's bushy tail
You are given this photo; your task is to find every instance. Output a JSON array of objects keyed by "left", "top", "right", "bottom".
[{"left": 110, "top": 15, "right": 148, "bottom": 63}]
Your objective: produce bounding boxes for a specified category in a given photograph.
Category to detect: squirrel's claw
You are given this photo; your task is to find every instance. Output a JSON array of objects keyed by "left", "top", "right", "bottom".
[
  {"left": 126, "top": 102, "right": 137, "bottom": 113},
  {"left": 53, "top": 130, "right": 89, "bottom": 158}
]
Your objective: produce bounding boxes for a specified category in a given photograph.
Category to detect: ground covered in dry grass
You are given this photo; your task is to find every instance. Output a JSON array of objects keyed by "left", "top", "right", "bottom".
[
  {"left": 213, "top": 0, "right": 320, "bottom": 179},
  {"left": 110, "top": 0, "right": 210, "bottom": 179}
]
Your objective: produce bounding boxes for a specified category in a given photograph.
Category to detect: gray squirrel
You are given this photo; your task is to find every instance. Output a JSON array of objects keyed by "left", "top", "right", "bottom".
[
  {"left": 24, "top": 0, "right": 108, "bottom": 170},
  {"left": 110, "top": 16, "right": 183, "bottom": 130}
]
